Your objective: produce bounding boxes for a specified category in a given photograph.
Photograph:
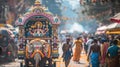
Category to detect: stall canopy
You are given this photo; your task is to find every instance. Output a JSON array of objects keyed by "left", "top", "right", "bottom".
[
  {"left": 110, "top": 12, "right": 120, "bottom": 23},
  {"left": 96, "top": 26, "right": 107, "bottom": 34},
  {"left": 107, "top": 23, "right": 120, "bottom": 29},
  {"left": 106, "top": 23, "right": 120, "bottom": 34}
]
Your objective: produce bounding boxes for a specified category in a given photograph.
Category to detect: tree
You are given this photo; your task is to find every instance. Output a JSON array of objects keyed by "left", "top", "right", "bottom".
[{"left": 81, "top": 0, "right": 120, "bottom": 24}]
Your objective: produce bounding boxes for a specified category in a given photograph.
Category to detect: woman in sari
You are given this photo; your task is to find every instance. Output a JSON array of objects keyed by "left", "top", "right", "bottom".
[
  {"left": 87, "top": 39, "right": 101, "bottom": 67},
  {"left": 73, "top": 37, "right": 83, "bottom": 63},
  {"left": 100, "top": 39, "right": 109, "bottom": 67}
]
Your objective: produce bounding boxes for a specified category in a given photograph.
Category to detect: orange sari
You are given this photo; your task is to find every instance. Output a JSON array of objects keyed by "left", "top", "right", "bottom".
[{"left": 73, "top": 40, "right": 82, "bottom": 62}]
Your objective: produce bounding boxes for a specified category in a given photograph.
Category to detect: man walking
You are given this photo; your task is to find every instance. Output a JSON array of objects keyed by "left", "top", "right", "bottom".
[
  {"left": 107, "top": 39, "right": 120, "bottom": 67},
  {"left": 62, "top": 38, "right": 73, "bottom": 67}
]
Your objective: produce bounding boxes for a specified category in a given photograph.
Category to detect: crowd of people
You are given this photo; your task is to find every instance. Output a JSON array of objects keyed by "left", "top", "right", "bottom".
[
  {"left": 61, "top": 34, "right": 120, "bottom": 67},
  {"left": 86, "top": 35, "right": 120, "bottom": 67}
]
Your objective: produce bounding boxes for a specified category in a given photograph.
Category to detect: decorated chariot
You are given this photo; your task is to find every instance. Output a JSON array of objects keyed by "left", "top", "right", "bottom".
[{"left": 15, "top": 0, "right": 60, "bottom": 67}]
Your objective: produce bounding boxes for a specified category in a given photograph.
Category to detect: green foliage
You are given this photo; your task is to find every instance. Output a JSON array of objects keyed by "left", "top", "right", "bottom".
[{"left": 82, "top": 0, "right": 120, "bottom": 24}]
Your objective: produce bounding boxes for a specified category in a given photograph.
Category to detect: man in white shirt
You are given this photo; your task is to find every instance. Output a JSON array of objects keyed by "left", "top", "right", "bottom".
[{"left": 86, "top": 36, "right": 94, "bottom": 55}]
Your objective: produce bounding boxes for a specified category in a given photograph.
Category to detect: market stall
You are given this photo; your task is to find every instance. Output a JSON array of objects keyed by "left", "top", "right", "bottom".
[{"left": 106, "top": 23, "right": 120, "bottom": 34}]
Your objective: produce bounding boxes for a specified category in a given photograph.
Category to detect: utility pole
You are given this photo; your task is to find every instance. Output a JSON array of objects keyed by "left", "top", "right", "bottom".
[{"left": 0, "top": 0, "right": 6, "bottom": 24}]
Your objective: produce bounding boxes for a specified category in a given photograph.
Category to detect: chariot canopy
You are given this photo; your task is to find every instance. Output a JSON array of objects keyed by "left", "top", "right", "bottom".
[
  {"left": 15, "top": 0, "right": 60, "bottom": 38},
  {"left": 15, "top": 0, "right": 60, "bottom": 26}
]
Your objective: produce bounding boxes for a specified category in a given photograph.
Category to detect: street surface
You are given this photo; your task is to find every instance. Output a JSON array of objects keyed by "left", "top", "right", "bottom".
[
  {"left": 0, "top": 61, "right": 20, "bottom": 67},
  {"left": 0, "top": 43, "right": 88, "bottom": 67}
]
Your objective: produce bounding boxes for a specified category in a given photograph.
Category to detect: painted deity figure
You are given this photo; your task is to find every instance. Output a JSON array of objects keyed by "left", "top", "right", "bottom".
[{"left": 33, "top": 23, "right": 44, "bottom": 37}]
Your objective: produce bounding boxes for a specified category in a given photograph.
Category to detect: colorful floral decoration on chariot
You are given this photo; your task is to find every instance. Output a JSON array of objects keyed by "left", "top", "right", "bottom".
[{"left": 26, "top": 39, "right": 51, "bottom": 58}]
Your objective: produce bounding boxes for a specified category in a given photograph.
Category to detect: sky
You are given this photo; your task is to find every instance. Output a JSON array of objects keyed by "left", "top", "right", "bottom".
[
  {"left": 59, "top": 0, "right": 98, "bottom": 33},
  {"left": 40, "top": 0, "right": 98, "bottom": 33},
  {"left": 61, "top": 0, "right": 81, "bottom": 22}
]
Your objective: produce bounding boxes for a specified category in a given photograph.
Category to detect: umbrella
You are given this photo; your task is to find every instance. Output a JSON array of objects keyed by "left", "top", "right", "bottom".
[
  {"left": 4, "top": 24, "right": 14, "bottom": 29},
  {"left": 110, "top": 13, "right": 120, "bottom": 23},
  {"left": 0, "top": 27, "right": 14, "bottom": 37},
  {"left": 107, "top": 23, "right": 120, "bottom": 29}
]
